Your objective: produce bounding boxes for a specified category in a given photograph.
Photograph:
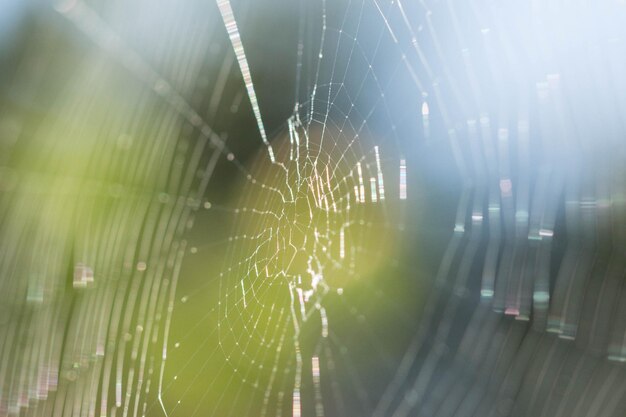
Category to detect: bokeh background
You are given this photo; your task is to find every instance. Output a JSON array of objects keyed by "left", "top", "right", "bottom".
[{"left": 0, "top": 1, "right": 625, "bottom": 416}]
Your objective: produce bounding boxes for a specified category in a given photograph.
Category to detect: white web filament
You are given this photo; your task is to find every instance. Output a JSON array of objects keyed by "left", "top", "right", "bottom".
[
  {"left": 217, "top": 0, "right": 276, "bottom": 163},
  {"left": 339, "top": 227, "right": 345, "bottom": 259},
  {"left": 370, "top": 177, "right": 378, "bottom": 203},
  {"left": 399, "top": 158, "right": 407, "bottom": 200},
  {"left": 356, "top": 162, "right": 365, "bottom": 203},
  {"left": 421, "top": 100, "right": 430, "bottom": 138},
  {"left": 375, "top": 145, "right": 385, "bottom": 200}
]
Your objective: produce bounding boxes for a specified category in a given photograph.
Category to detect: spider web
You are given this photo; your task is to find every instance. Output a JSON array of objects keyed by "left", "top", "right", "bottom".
[
  {"left": 1, "top": 0, "right": 626, "bottom": 417},
  {"left": 161, "top": 1, "right": 416, "bottom": 415}
]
